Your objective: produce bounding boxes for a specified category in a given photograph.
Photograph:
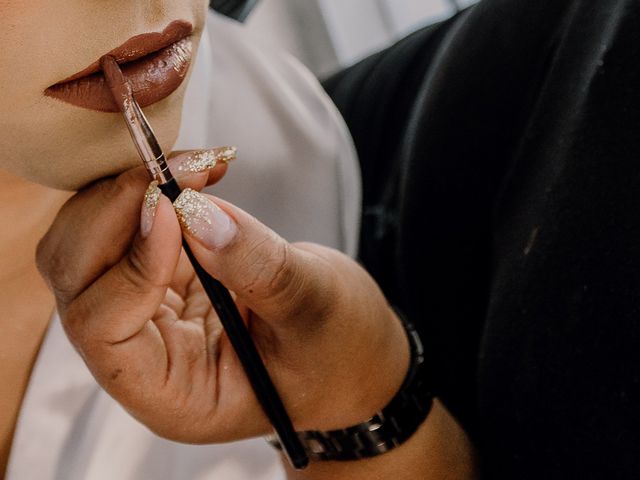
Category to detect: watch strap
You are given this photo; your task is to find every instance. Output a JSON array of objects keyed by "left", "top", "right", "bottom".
[{"left": 267, "top": 309, "right": 433, "bottom": 461}]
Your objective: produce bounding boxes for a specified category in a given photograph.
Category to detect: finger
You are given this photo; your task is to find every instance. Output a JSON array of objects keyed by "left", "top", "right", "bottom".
[
  {"left": 37, "top": 147, "right": 234, "bottom": 307},
  {"left": 171, "top": 189, "right": 339, "bottom": 326},
  {"left": 169, "top": 146, "right": 236, "bottom": 180},
  {"left": 162, "top": 287, "right": 186, "bottom": 316},
  {"left": 61, "top": 191, "right": 181, "bottom": 391}
]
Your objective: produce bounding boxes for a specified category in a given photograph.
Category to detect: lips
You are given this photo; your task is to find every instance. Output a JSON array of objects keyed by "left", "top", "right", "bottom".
[{"left": 45, "top": 20, "right": 194, "bottom": 112}]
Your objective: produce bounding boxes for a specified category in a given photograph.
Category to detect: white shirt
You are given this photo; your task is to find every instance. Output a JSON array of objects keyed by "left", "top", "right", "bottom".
[{"left": 7, "top": 11, "right": 360, "bottom": 480}]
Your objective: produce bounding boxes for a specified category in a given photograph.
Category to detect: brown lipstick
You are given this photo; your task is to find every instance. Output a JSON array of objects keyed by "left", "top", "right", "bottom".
[{"left": 45, "top": 21, "right": 193, "bottom": 112}]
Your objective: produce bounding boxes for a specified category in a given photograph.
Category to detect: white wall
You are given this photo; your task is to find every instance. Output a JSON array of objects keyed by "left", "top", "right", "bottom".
[
  {"left": 246, "top": 0, "right": 479, "bottom": 75},
  {"left": 245, "top": 0, "right": 338, "bottom": 75}
]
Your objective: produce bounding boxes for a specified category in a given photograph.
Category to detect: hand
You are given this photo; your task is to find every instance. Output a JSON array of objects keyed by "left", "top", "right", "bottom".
[{"left": 36, "top": 150, "right": 410, "bottom": 444}]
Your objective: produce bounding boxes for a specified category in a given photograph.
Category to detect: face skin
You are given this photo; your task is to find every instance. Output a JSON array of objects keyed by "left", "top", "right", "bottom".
[{"left": 0, "top": 0, "right": 209, "bottom": 191}]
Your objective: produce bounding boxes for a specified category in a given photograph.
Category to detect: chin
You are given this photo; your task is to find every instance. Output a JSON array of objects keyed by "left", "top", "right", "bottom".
[{"left": 2, "top": 85, "right": 185, "bottom": 192}]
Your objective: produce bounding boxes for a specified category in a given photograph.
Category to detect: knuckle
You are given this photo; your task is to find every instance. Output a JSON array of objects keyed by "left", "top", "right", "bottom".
[
  {"left": 264, "top": 241, "right": 295, "bottom": 296},
  {"left": 120, "top": 243, "right": 168, "bottom": 295},
  {"left": 240, "top": 239, "right": 338, "bottom": 322},
  {"left": 111, "top": 169, "right": 146, "bottom": 200},
  {"left": 113, "top": 171, "right": 135, "bottom": 192},
  {"left": 36, "top": 233, "right": 78, "bottom": 305},
  {"left": 240, "top": 237, "right": 296, "bottom": 299},
  {"left": 289, "top": 246, "right": 341, "bottom": 321},
  {"left": 59, "top": 299, "right": 91, "bottom": 348}
]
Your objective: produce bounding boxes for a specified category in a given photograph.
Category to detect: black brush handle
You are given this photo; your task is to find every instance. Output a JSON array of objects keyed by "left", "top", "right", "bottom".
[{"left": 159, "top": 178, "right": 309, "bottom": 469}]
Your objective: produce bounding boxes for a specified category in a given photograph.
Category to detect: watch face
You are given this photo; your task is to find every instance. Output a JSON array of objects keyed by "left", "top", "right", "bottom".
[{"left": 209, "top": 0, "right": 259, "bottom": 22}]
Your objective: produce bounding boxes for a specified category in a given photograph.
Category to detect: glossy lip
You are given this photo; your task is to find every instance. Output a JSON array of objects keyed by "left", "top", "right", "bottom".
[{"left": 44, "top": 20, "right": 193, "bottom": 112}]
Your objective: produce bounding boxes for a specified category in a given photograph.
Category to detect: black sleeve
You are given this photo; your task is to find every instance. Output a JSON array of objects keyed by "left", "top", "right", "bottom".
[
  {"left": 323, "top": 19, "right": 457, "bottom": 303},
  {"left": 323, "top": 0, "right": 561, "bottom": 434},
  {"left": 324, "top": 1, "right": 640, "bottom": 478}
]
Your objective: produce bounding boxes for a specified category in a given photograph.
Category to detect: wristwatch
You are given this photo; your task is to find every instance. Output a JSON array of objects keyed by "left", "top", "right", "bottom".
[{"left": 266, "top": 309, "right": 433, "bottom": 462}]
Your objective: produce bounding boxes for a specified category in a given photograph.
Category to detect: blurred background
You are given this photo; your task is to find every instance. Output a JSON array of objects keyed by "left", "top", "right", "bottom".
[{"left": 242, "top": 0, "right": 480, "bottom": 76}]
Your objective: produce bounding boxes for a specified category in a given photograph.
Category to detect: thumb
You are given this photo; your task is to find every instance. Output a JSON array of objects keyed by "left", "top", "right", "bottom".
[{"left": 172, "top": 189, "right": 337, "bottom": 324}]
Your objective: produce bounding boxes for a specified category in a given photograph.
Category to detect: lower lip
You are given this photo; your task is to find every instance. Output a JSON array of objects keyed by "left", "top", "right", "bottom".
[{"left": 44, "top": 37, "right": 193, "bottom": 112}]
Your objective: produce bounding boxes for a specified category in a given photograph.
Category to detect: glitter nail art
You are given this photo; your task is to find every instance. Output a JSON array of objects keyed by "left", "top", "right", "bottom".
[
  {"left": 141, "top": 181, "right": 161, "bottom": 238},
  {"left": 173, "top": 189, "right": 211, "bottom": 234},
  {"left": 173, "top": 189, "right": 237, "bottom": 249},
  {"left": 176, "top": 146, "right": 238, "bottom": 173},
  {"left": 144, "top": 181, "right": 161, "bottom": 209}
]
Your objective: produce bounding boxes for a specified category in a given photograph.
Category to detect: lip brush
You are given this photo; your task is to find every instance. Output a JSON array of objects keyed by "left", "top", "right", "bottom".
[{"left": 99, "top": 55, "right": 309, "bottom": 470}]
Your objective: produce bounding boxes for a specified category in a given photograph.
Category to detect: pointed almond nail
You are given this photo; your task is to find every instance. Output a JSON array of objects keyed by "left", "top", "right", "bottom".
[
  {"left": 141, "top": 181, "right": 161, "bottom": 239},
  {"left": 173, "top": 189, "right": 237, "bottom": 250},
  {"left": 174, "top": 147, "right": 237, "bottom": 173}
]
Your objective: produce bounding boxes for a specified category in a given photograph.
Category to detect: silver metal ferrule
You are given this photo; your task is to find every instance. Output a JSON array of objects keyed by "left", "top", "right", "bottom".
[
  {"left": 121, "top": 95, "right": 175, "bottom": 185},
  {"left": 147, "top": 154, "right": 173, "bottom": 184}
]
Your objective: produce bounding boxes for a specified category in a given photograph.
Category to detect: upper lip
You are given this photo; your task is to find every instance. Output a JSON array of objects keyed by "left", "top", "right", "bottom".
[{"left": 53, "top": 20, "right": 193, "bottom": 85}]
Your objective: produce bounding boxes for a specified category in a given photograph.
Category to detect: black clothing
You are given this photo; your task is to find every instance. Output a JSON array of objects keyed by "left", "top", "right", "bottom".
[
  {"left": 209, "top": 0, "right": 258, "bottom": 21},
  {"left": 324, "top": 0, "right": 640, "bottom": 478}
]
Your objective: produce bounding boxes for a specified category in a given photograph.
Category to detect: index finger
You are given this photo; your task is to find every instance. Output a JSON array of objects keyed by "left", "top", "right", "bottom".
[{"left": 37, "top": 147, "right": 235, "bottom": 308}]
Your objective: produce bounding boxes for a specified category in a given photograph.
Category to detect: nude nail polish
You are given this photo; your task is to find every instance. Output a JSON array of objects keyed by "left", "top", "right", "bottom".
[
  {"left": 173, "top": 189, "right": 237, "bottom": 249},
  {"left": 141, "top": 181, "right": 161, "bottom": 239},
  {"left": 175, "top": 146, "right": 237, "bottom": 173}
]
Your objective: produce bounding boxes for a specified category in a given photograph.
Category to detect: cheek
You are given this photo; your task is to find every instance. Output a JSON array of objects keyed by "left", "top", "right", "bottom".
[{"left": 0, "top": 2, "right": 47, "bottom": 116}]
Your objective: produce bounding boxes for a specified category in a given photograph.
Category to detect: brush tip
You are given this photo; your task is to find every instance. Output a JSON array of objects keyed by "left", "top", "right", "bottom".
[
  {"left": 100, "top": 55, "right": 132, "bottom": 112},
  {"left": 99, "top": 54, "right": 117, "bottom": 70}
]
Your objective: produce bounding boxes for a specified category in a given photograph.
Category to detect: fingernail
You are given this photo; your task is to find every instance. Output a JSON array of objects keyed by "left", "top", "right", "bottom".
[
  {"left": 173, "top": 189, "right": 237, "bottom": 250},
  {"left": 141, "top": 181, "right": 161, "bottom": 239},
  {"left": 174, "top": 147, "right": 237, "bottom": 173}
]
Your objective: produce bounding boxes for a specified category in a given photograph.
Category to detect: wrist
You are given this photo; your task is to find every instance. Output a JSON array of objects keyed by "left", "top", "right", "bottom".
[
  {"left": 269, "top": 308, "right": 431, "bottom": 464},
  {"left": 316, "top": 308, "right": 411, "bottom": 429},
  {"left": 283, "top": 401, "right": 478, "bottom": 480}
]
